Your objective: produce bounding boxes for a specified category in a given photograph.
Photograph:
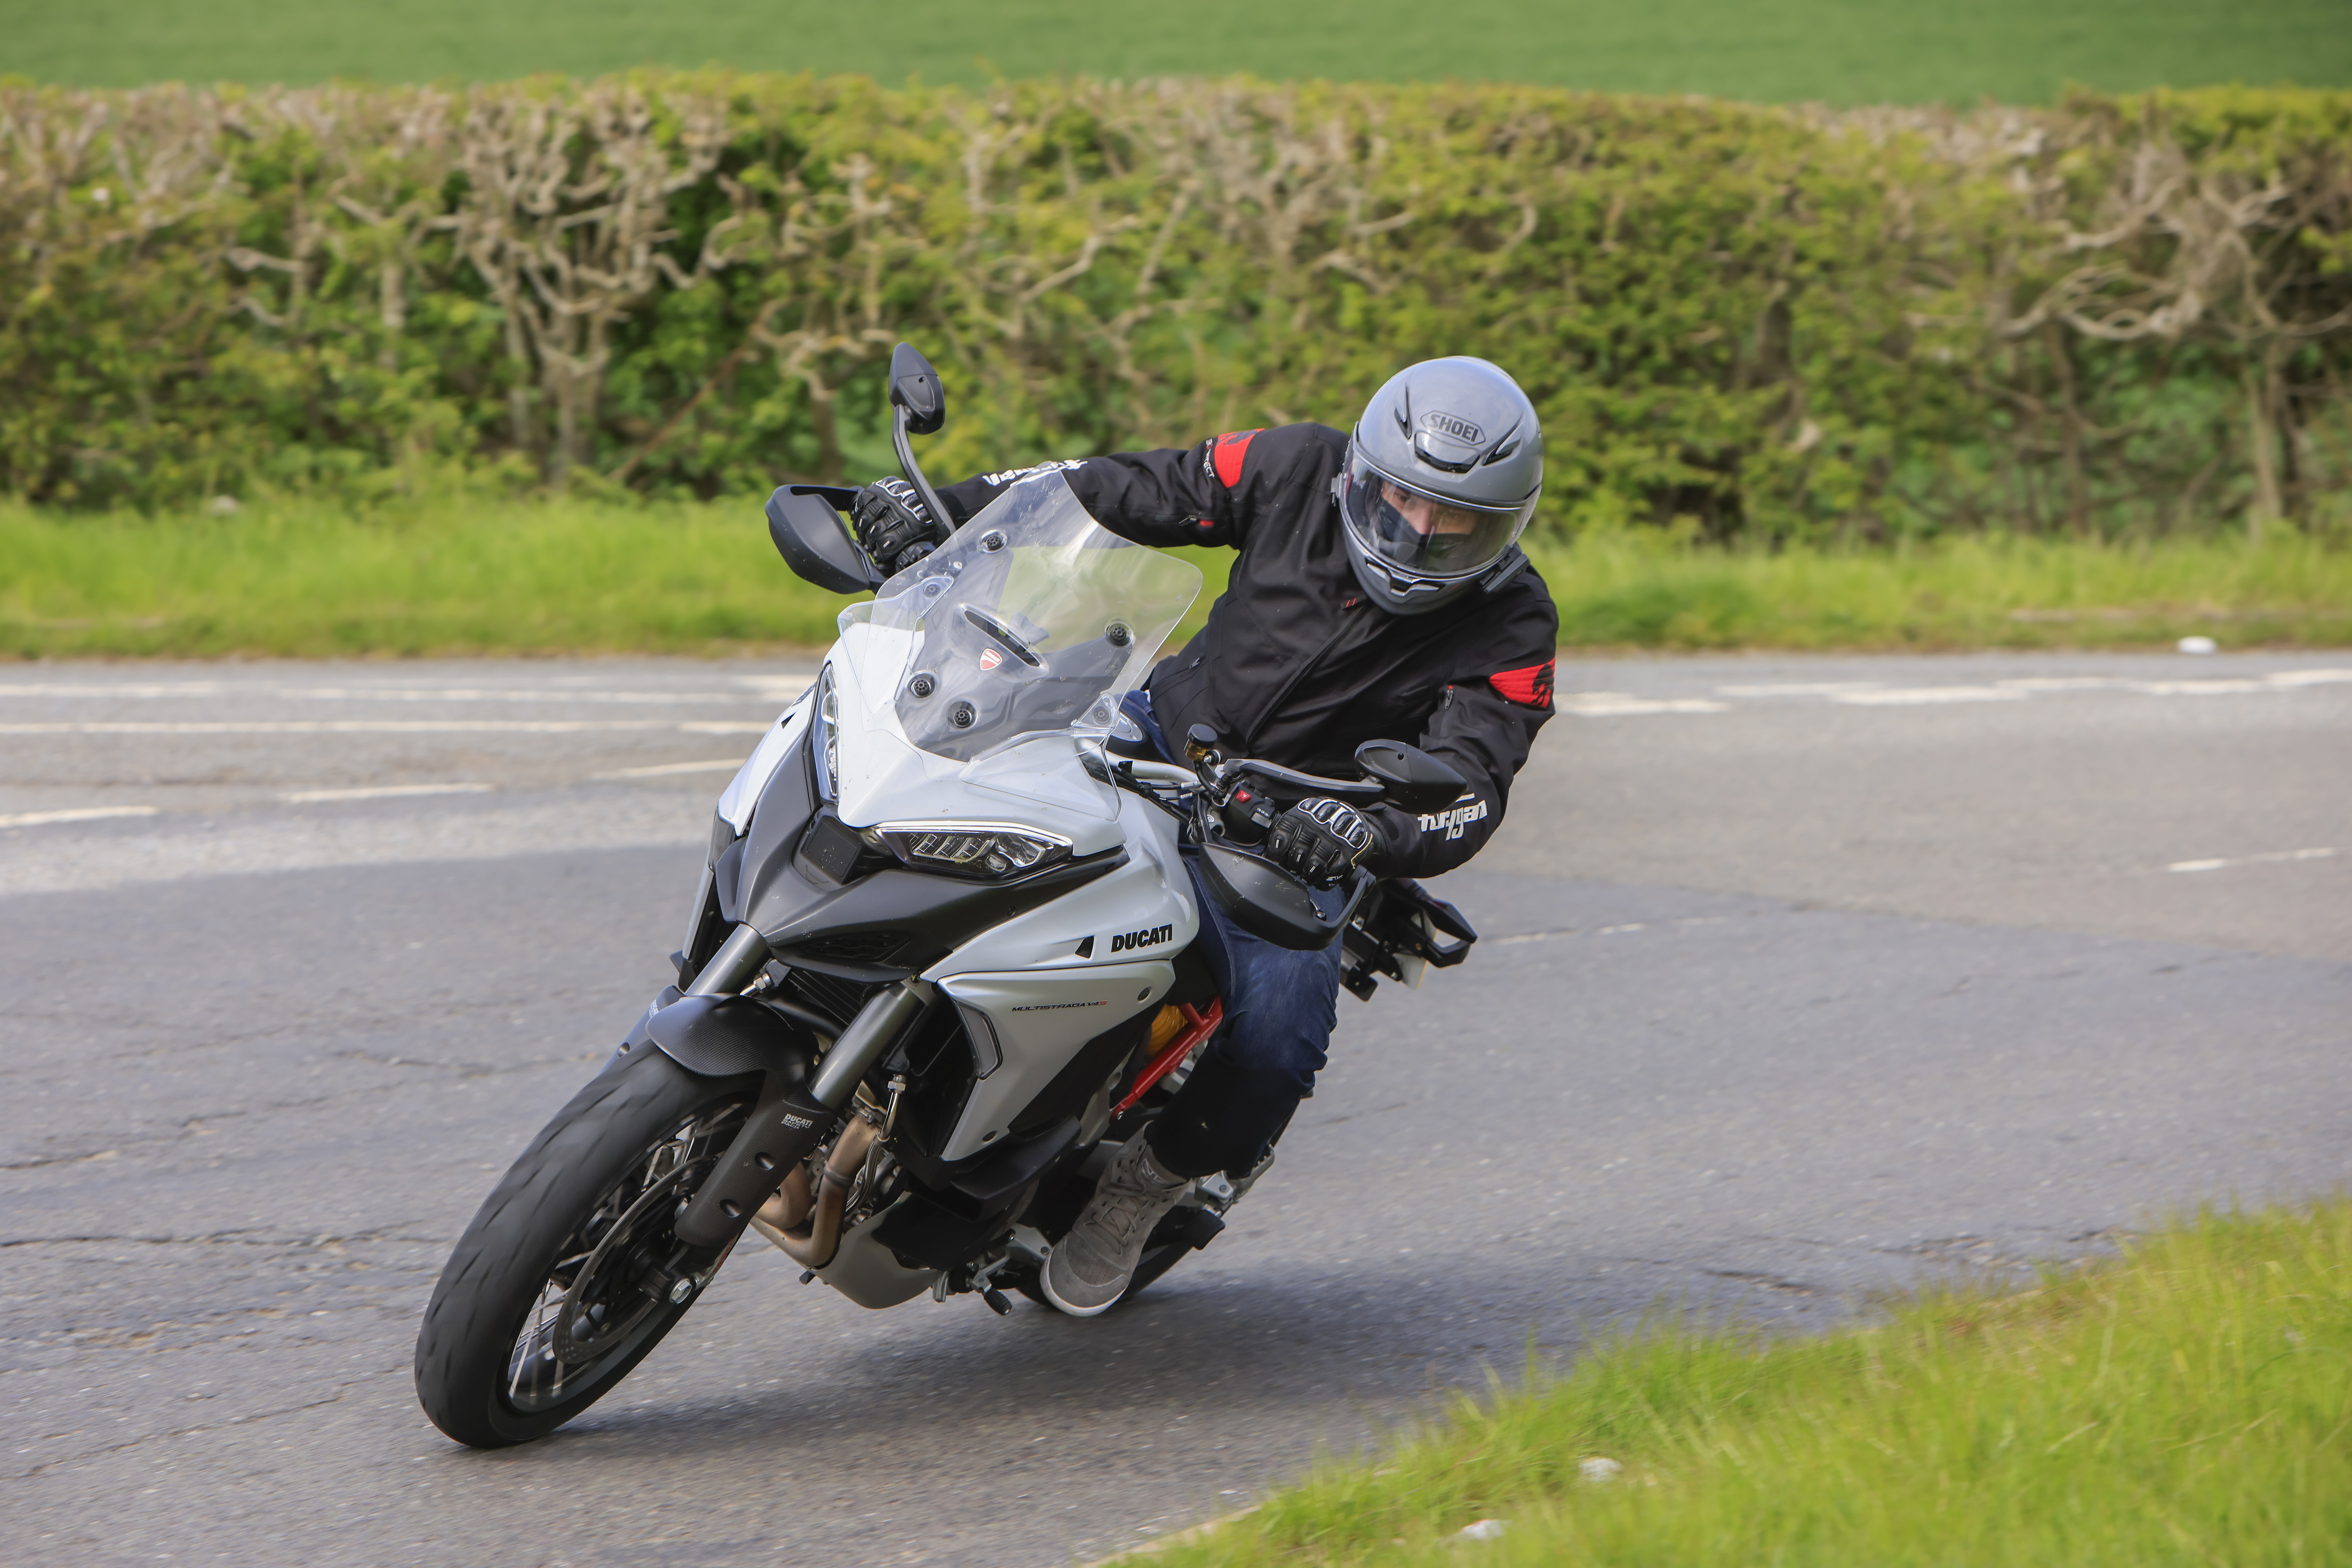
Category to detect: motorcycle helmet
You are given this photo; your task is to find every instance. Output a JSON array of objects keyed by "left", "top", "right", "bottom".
[{"left": 1337, "top": 357, "right": 1544, "bottom": 615}]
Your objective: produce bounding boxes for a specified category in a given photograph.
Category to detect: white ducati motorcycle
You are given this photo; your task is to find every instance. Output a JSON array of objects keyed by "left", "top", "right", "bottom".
[{"left": 414, "top": 345, "right": 1479, "bottom": 1448}]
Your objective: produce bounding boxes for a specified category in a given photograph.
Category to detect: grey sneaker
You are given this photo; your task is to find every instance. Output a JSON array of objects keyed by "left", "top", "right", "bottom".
[{"left": 1040, "top": 1138, "right": 1191, "bottom": 1317}]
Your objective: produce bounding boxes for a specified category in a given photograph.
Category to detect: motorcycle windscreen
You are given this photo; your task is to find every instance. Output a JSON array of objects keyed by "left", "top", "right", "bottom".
[{"left": 858, "top": 474, "right": 1201, "bottom": 764}]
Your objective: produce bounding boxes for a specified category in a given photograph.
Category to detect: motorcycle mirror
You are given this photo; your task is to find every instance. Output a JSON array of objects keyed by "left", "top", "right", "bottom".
[
  {"left": 765, "top": 485, "right": 881, "bottom": 594},
  {"left": 1353, "top": 739, "right": 1468, "bottom": 816},
  {"left": 888, "top": 343, "right": 945, "bottom": 436}
]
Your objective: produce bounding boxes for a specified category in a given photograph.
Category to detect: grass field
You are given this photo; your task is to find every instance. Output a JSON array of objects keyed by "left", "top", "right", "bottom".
[
  {"left": 1119, "top": 1199, "right": 2352, "bottom": 1567},
  {"left": 3, "top": 0, "right": 2346, "bottom": 104},
  {"left": 4, "top": 498, "right": 2347, "bottom": 659}
]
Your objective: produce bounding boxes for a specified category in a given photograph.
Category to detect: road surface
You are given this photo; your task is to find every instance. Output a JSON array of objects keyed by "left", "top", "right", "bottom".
[{"left": 2, "top": 650, "right": 2345, "bottom": 1565}]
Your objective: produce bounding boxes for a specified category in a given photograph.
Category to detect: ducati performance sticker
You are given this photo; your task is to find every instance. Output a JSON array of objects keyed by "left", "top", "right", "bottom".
[
  {"left": 1417, "top": 799, "right": 1489, "bottom": 840},
  {"left": 1108, "top": 923, "right": 1174, "bottom": 954}
]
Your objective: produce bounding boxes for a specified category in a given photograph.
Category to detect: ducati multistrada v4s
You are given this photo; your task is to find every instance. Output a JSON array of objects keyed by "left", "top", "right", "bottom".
[{"left": 414, "top": 345, "right": 1481, "bottom": 1447}]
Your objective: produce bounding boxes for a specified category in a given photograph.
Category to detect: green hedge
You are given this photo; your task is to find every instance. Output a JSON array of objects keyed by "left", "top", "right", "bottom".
[{"left": 3, "top": 76, "right": 2349, "bottom": 541}]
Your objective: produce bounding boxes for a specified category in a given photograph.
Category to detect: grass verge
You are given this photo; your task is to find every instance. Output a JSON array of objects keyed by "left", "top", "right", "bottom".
[
  {"left": 1126, "top": 1200, "right": 2352, "bottom": 1567},
  {"left": 2, "top": 498, "right": 2346, "bottom": 659}
]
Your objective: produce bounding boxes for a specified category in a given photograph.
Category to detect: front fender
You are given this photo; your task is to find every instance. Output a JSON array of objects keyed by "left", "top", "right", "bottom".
[{"left": 639, "top": 994, "right": 822, "bottom": 1090}]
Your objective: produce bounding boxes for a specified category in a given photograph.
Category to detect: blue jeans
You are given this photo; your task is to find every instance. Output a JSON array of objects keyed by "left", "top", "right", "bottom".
[{"left": 1120, "top": 689, "right": 1344, "bottom": 1173}]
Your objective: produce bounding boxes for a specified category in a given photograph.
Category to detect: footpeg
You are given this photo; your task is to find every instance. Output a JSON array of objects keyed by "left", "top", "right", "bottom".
[{"left": 980, "top": 1285, "right": 1013, "bottom": 1316}]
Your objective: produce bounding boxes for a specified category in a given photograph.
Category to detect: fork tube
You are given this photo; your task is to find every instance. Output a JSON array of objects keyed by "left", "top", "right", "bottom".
[{"left": 686, "top": 923, "right": 769, "bottom": 997}]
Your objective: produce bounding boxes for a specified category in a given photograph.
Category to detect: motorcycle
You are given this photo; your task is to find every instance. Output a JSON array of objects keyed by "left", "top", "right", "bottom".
[{"left": 413, "top": 345, "right": 1483, "bottom": 1448}]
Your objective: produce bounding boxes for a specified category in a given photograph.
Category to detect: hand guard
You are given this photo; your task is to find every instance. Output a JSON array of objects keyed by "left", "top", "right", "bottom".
[
  {"left": 851, "top": 478, "right": 941, "bottom": 576},
  {"left": 1262, "top": 797, "right": 1375, "bottom": 890}
]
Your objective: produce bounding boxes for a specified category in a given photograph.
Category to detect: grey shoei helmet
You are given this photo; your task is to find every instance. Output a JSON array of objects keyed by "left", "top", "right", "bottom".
[{"left": 1338, "top": 357, "right": 1543, "bottom": 614}]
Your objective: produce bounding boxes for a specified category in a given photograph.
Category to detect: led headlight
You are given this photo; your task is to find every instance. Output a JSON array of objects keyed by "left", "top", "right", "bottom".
[
  {"left": 865, "top": 821, "right": 1073, "bottom": 880},
  {"left": 814, "top": 667, "right": 839, "bottom": 801}
]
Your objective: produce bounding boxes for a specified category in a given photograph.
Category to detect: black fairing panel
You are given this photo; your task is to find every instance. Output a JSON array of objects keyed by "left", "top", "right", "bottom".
[
  {"left": 644, "top": 994, "right": 821, "bottom": 1087},
  {"left": 732, "top": 724, "right": 820, "bottom": 921}
]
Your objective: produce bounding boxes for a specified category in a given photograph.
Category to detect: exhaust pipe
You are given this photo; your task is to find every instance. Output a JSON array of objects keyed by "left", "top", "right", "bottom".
[{"left": 748, "top": 1116, "right": 878, "bottom": 1269}]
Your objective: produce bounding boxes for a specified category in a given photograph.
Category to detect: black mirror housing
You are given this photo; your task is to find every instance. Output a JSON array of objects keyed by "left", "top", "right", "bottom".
[
  {"left": 1353, "top": 740, "right": 1468, "bottom": 816},
  {"left": 888, "top": 343, "right": 945, "bottom": 436},
  {"left": 765, "top": 485, "right": 879, "bottom": 594}
]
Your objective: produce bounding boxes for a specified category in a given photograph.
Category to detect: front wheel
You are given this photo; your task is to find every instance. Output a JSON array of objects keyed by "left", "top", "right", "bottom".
[{"left": 414, "top": 1049, "right": 761, "bottom": 1448}]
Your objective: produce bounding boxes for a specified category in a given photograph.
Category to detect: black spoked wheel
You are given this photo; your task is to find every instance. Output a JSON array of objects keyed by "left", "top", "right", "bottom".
[{"left": 414, "top": 1049, "right": 761, "bottom": 1448}]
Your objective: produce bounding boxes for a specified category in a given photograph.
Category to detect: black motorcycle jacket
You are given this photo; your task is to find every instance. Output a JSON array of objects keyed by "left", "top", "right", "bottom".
[{"left": 933, "top": 423, "right": 1558, "bottom": 880}]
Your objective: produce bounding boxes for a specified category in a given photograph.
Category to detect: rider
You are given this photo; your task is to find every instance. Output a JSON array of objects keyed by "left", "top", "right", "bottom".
[{"left": 851, "top": 357, "right": 1558, "bottom": 1316}]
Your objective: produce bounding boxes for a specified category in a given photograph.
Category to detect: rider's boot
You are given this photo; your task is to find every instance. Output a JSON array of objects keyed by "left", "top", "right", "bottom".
[{"left": 1040, "top": 1135, "right": 1190, "bottom": 1317}]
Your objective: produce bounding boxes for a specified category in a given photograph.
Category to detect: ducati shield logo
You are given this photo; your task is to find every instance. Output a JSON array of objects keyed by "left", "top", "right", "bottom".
[
  {"left": 1108, "top": 924, "right": 1174, "bottom": 954},
  {"left": 978, "top": 647, "right": 1003, "bottom": 671}
]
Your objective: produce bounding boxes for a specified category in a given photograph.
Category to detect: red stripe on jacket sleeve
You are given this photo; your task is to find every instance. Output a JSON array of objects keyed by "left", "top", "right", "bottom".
[
  {"left": 1210, "top": 429, "right": 1261, "bottom": 488},
  {"left": 1489, "top": 659, "right": 1555, "bottom": 709}
]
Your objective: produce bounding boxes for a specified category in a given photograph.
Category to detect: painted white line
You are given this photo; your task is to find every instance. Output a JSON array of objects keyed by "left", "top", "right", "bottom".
[
  {"left": 595, "top": 758, "right": 747, "bottom": 779},
  {"left": 1714, "top": 682, "right": 1886, "bottom": 696},
  {"left": 2265, "top": 669, "right": 2352, "bottom": 687},
  {"left": 677, "top": 721, "right": 777, "bottom": 735},
  {"left": 1560, "top": 694, "right": 1731, "bottom": 717},
  {"left": 0, "top": 681, "right": 815, "bottom": 704},
  {"left": 0, "top": 806, "right": 161, "bottom": 829},
  {"left": 2167, "top": 847, "right": 2339, "bottom": 873},
  {"left": 1495, "top": 928, "right": 1581, "bottom": 946},
  {"left": 1996, "top": 676, "right": 2124, "bottom": 692},
  {"left": 2126, "top": 679, "right": 2272, "bottom": 697},
  {"left": 1831, "top": 686, "right": 2027, "bottom": 706},
  {"left": 0, "top": 720, "right": 724, "bottom": 735},
  {"left": 279, "top": 783, "right": 494, "bottom": 804}
]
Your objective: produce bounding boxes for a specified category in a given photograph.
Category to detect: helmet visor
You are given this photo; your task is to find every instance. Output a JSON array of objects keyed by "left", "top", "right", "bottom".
[{"left": 1340, "top": 450, "right": 1535, "bottom": 583}]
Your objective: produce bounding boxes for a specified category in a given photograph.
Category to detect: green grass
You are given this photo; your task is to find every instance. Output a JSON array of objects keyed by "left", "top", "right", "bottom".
[
  {"left": 1126, "top": 1199, "right": 2352, "bottom": 1568},
  {"left": 2, "top": 0, "right": 2346, "bottom": 104},
  {"left": 4, "top": 499, "right": 2347, "bottom": 659}
]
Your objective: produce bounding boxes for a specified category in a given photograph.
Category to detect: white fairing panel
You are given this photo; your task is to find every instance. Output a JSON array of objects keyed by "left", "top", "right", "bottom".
[
  {"left": 716, "top": 690, "right": 813, "bottom": 836},
  {"left": 925, "top": 791, "right": 1194, "bottom": 979},
  {"left": 935, "top": 961, "right": 1175, "bottom": 1161}
]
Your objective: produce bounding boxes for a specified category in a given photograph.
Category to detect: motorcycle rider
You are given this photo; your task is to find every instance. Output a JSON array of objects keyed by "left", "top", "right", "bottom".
[{"left": 850, "top": 357, "right": 1557, "bottom": 1315}]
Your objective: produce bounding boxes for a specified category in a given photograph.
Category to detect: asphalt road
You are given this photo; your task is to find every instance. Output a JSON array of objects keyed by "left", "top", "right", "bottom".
[{"left": 3, "top": 651, "right": 2346, "bottom": 1566}]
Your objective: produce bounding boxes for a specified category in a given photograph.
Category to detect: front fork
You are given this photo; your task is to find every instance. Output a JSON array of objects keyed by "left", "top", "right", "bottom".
[{"left": 670, "top": 924, "right": 929, "bottom": 1248}]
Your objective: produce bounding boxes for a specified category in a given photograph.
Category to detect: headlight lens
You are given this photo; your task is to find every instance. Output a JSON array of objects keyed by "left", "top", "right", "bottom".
[
  {"left": 815, "top": 667, "right": 839, "bottom": 801},
  {"left": 865, "top": 821, "right": 1073, "bottom": 880}
]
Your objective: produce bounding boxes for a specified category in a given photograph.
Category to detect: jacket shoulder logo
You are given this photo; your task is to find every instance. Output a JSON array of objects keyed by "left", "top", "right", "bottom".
[
  {"left": 1489, "top": 659, "right": 1555, "bottom": 708},
  {"left": 1107, "top": 923, "right": 1174, "bottom": 954},
  {"left": 1207, "top": 428, "right": 1261, "bottom": 488}
]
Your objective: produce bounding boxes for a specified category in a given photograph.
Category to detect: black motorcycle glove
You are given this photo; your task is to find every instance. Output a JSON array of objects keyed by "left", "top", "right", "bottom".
[
  {"left": 851, "top": 478, "right": 941, "bottom": 576},
  {"left": 1262, "top": 797, "right": 1375, "bottom": 890}
]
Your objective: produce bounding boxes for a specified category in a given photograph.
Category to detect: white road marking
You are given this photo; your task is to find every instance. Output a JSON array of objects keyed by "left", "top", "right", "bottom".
[
  {"left": 0, "top": 720, "right": 744, "bottom": 735},
  {"left": 595, "top": 759, "right": 747, "bottom": 779},
  {"left": 2167, "top": 848, "right": 2339, "bottom": 873},
  {"left": 0, "top": 682, "right": 814, "bottom": 705},
  {"left": 0, "top": 806, "right": 161, "bottom": 829},
  {"left": 1831, "top": 686, "right": 2027, "bottom": 706},
  {"left": 1568, "top": 667, "right": 2352, "bottom": 719},
  {"left": 2126, "top": 679, "right": 2273, "bottom": 696},
  {"left": 1559, "top": 694, "right": 1730, "bottom": 716},
  {"left": 279, "top": 783, "right": 494, "bottom": 804}
]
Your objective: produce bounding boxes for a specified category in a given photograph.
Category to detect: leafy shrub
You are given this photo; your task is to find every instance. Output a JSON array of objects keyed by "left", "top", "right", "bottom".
[{"left": 2, "top": 76, "right": 2347, "bottom": 540}]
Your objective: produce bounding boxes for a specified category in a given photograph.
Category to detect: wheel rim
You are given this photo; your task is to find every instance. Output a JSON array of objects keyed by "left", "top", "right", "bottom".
[{"left": 500, "top": 1095, "right": 751, "bottom": 1415}]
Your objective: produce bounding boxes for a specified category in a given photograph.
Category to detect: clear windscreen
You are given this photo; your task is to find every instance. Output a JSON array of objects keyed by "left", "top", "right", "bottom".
[{"left": 867, "top": 473, "right": 1202, "bottom": 763}]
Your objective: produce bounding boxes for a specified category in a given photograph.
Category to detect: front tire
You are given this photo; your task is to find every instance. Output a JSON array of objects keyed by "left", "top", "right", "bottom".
[{"left": 414, "top": 1049, "right": 761, "bottom": 1448}]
